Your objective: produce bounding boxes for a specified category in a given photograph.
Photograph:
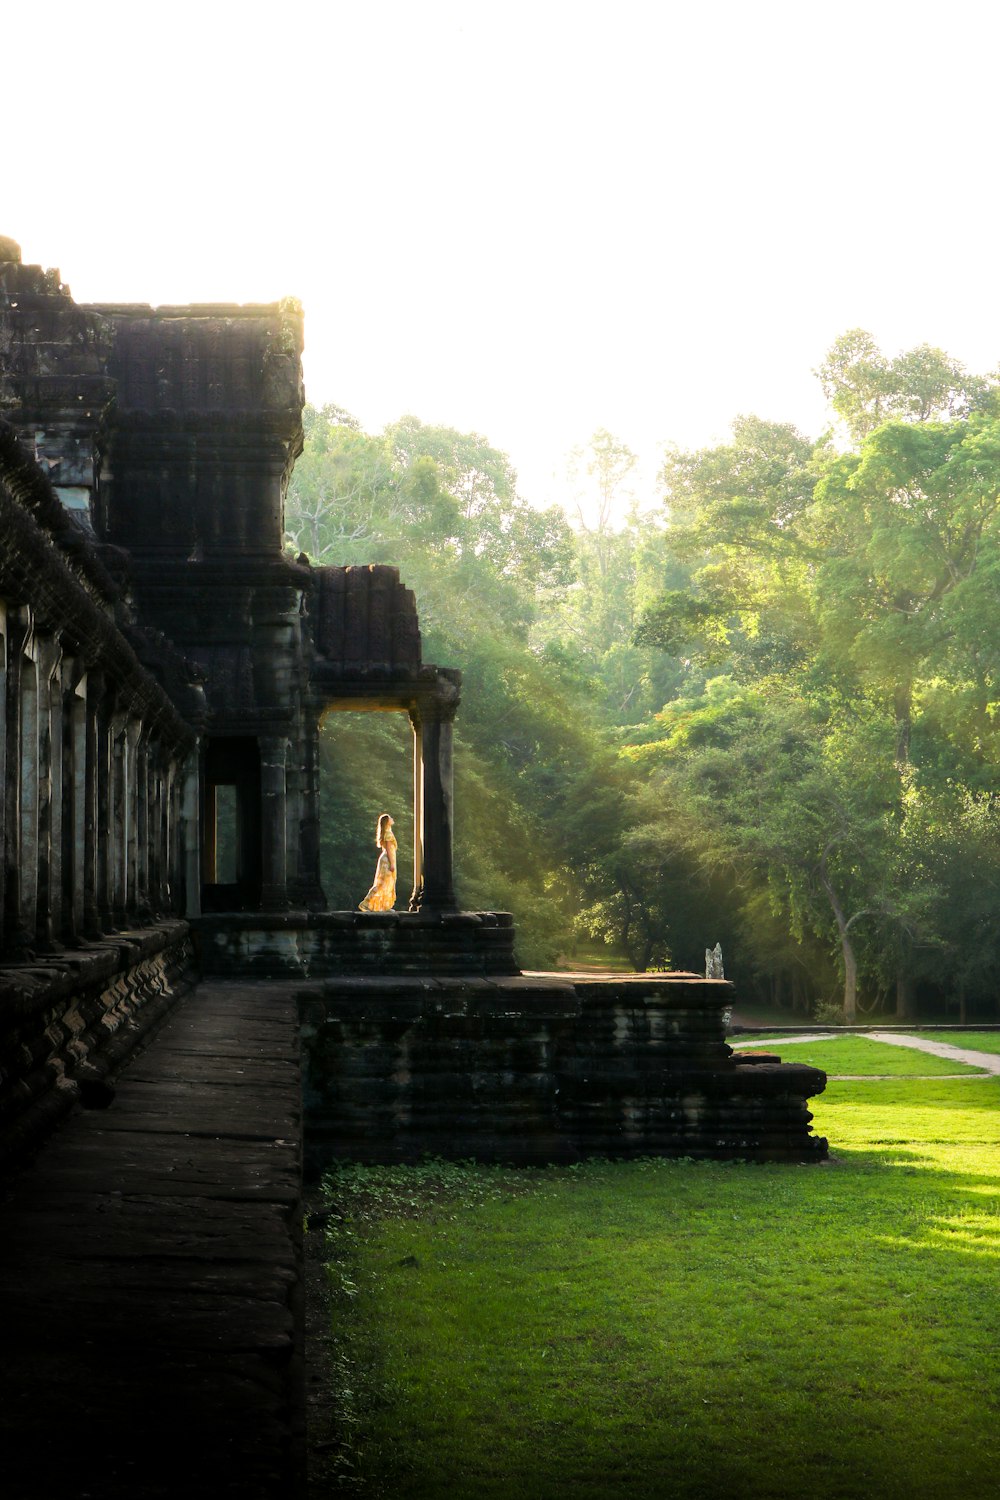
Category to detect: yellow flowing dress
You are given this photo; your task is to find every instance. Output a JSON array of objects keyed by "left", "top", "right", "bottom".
[{"left": 359, "top": 831, "right": 397, "bottom": 911}]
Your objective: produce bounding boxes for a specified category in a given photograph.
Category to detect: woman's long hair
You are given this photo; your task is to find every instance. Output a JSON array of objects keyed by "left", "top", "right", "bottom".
[{"left": 376, "top": 812, "right": 393, "bottom": 848}]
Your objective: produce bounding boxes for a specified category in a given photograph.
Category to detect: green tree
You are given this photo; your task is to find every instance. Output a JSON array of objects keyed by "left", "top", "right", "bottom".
[
  {"left": 286, "top": 405, "right": 620, "bottom": 968},
  {"left": 626, "top": 684, "right": 925, "bottom": 1021},
  {"left": 624, "top": 343, "right": 1000, "bottom": 1018},
  {"left": 817, "top": 329, "right": 996, "bottom": 443},
  {"left": 638, "top": 415, "right": 819, "bottom": 681},
  {"left": 810, "top": 414, "right": 1000, "bottom": 766},
  {"left": 535, "top": 431, "right": 683, "bottom": 723}
]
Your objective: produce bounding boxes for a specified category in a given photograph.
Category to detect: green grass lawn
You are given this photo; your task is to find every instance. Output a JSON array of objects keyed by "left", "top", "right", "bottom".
[
  {"left": 918, "top": 1030, "right": 1000, "bottom": 1056},
  {"left": 730, "top": 1035, "right": 989, "bottom": 1076},
  {"left": 316, "top": 1076, "right": 1000, "bottom": 1499}
]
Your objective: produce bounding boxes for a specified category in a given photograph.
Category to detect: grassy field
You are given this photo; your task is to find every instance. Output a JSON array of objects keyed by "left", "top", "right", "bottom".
[
  {"left": 315, "top": 1075, "right": 1000, "bottom": 1499},
  {"left": 917, "top": 1030, "right": 1000, "bottom": 1056},
  {"left": 729, "top": 1035, "right": 989, "bottom": 1076}
]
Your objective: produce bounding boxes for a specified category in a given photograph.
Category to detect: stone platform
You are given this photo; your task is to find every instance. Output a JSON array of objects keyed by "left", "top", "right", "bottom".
[
  {"left": 299, "top": 969, "right": 828, "bottom": 1172},
  {"left": 0, "top": 981, "right": 305, "bottom": 1500},
  {"left": 192, "top": 908, "right": 519, "bottom": 977}
]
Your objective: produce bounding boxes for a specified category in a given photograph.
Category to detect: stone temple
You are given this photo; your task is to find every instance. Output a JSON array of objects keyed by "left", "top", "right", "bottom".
[
  {"left": 0, "top": 236, "right": 828, "bottom": 1496},
  {"left": 0, "top": 233, "right": 826, "bottom": 1172}
]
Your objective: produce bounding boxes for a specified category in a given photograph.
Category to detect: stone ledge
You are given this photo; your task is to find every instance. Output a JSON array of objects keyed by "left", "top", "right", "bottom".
[
  {"left": 193, "top": 910, "right": 519, "bottom": 978},
  {"left": 195, "top": 909, "right": 515, "bottom": 930},
  {"left": 0, "top": 920, "right": 194, "bottom": 1173},
  {"left": 0, "top": 920, "right": 190, "bottom": 1022}
]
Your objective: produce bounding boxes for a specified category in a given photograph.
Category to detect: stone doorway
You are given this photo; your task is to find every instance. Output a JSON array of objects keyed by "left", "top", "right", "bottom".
[
  {"left": 317, "top": 710, "right": 414, "bottom": 911},
  {"left": 201, "top": 736, "right": 262, "bottom": 912}
]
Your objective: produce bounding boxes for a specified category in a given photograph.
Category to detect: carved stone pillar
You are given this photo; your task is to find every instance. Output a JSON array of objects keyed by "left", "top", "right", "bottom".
[
  {"left": 147, "top": 738, "right": 163, "bottom": 915},
  {"left": 295, "top": 706, "right": 325, "bottom": 909},
  {"left": 67, "top": 670, "right": 88, "bottom": 940},
  {"left": 181, "top": 753, "right": 201, "bottom": 918},
  {"left": 83, "top": 671, "right": 106, "bottom": 937},
  {"left": 110, "top": 708, "right": 128, "bottom": 925},
  {"left": 0, "top": 601, "right": 8, "bottom": 949},
  {"left": 408, "top": 710, "right": 424, "bottom": 910},
  {"left": 132, "top": 719, "right": 149, "bottom": 917},
  {"left": 124, "top": 716, "right": 143, "bottom": 919},
  {"left": 3, "top": 610, "right": 28, "bottom": 948},
  {"left": 35, "top": 637, "right": 65, "bottom": 948},
  {"left": 260, "top": 733, "right": 289, "bottom": 910},
  {"left": 18, "top": 627, "right": 40, "bottom": 947},
  {"left": 413, "top": 672, "right": 460, "bottom": 912}
]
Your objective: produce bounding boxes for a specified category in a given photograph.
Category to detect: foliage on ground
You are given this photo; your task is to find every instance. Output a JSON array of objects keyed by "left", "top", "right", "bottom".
[{"left": 316, "top": 1077, "right": 1000, "bottom": 1497}]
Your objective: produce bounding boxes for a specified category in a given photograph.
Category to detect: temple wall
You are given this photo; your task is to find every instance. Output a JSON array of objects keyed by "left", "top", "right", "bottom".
[{"left": 0, "top": 422, "right": 197, "bottom": 1161}]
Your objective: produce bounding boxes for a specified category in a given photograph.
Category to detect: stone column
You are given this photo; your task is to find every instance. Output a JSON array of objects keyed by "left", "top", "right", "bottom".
[
  {"left": 295, "top": 706, "right": 325, "bottom": 909},
  {"left": 94, "top": 687, "right": 116, "bottom": 924},
  {"left": 408, "top": 710, "right": 424, "bottom": 911},
  {"left": 181, "top": 753, "right": 201, "bottom": 918},
  {"left": 83, "top": 671, "right": 106, "bottom": 937},
  {"left": 55, "top": 656, "right": 78, "bottom": 943},
  {"left": 259, "top": 734, "right": 289, "bottom": 910},
  {"left": 415, "top": 672, "right": 460, "bottom": 912},
  {"left": 132, "top": 719, "right": 149, "bottom": 917},
  {"left": 69, "top": 671, "right": 88, "bottom": 940},
  {"left": 147, "top": 738, "right": 163, "bottom": 915},
  {"left": 35, "top": 637, "right": 64, "bottom": 948},
  {"left": 18, "top": 630, "right": 40, "bottom": 947},
  {"left": 0, "top": 601, "right": 7, "bottom": 949},
  {"left": 124, "top": 716, "right": 142, "bottom": 919},
  {"left": 110, "top": 709, "right": 128, "bottom": 925}
]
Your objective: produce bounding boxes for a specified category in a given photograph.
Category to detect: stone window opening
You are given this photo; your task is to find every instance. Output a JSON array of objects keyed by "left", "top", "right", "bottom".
[{"left": 201, "top": 737, "right": 262, "bottom": 913}]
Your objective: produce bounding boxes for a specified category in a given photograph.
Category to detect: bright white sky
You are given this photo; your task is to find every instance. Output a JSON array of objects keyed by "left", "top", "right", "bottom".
[{"left": 7, "top": 0, "right": 1000, "bottom": 515}]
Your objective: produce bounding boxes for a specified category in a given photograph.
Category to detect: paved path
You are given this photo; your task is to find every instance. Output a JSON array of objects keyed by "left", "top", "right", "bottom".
[
  {"left": 732, "top": 1030, "right": 1000, "bottom": 1074},
  {"left": 0, "top": 981, "right": 304, "bottom": 1500}
]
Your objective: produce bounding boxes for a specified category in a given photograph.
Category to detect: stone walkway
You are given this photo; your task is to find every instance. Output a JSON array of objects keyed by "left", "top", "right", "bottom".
[
  {"left": 0, "top": 980, "right": 304, "bottom": 1500},
  {"left": 731, "top": 1030, "right": 1000, "bottom": 1074}
]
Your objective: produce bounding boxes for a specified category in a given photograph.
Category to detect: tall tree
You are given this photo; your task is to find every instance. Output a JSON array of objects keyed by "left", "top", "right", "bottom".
[
  {"left": 626, "top": 336, "right": 1000, "bottom": 1018},
  {"left": 810, "top": 414, "right": 1000, "bottom": 766},
  {"left": 817, "top": 329, "right": 995, "bottom": 444},
  {"left": 568, "top": 428, "right": 637, "bottom": 579},
  {"left": 285, "top": 405, "right": 619, "bottom": 968}
]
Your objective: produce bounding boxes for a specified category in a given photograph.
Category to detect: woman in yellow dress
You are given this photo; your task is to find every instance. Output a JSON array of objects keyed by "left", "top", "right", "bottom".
[{"left": 359, "top": 813, "right": 397, "bottom": 911}]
